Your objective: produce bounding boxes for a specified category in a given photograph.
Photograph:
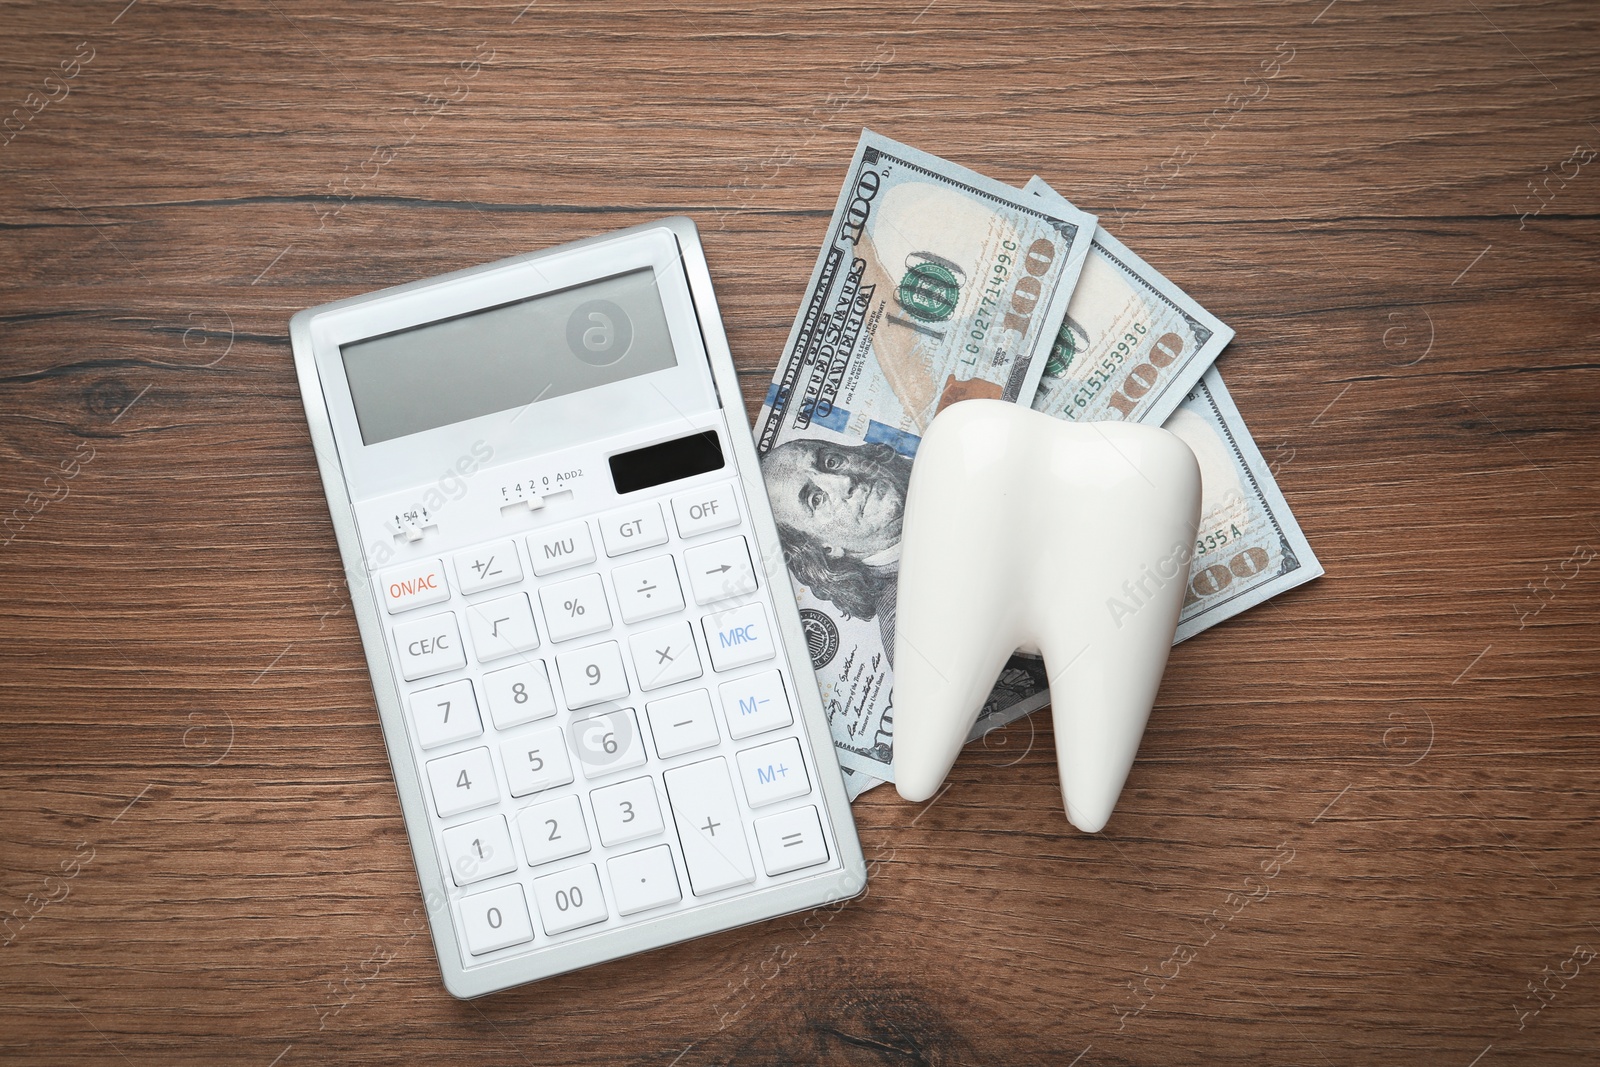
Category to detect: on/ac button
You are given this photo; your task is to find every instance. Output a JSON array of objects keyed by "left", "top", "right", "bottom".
[{"left": 381, "top": 559, "right": 449, "bottom": 614}]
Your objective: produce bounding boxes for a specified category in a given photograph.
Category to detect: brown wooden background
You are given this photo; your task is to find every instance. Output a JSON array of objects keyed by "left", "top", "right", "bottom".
[{"left": 3, "top": 0, "right": 1598, "bottom": 1063}]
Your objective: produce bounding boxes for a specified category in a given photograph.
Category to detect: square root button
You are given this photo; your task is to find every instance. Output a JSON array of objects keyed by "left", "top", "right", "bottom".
[
  {"left": 701, "top": 602, "right": 775, "bottom": 672},
  {"left": 754, "top": 805, "right": 829, "bottom": 877},
  {"left": 735, "top": 736, "right": 809, "bottom": 808}
]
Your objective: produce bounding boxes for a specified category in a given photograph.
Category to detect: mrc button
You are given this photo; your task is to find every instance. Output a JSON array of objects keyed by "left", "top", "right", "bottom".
[
  {"left": 671, "top": 482, "right": 739, "bottom": 539},
  {"left": 381, "top": 558, "right": 449, "bottom": 614},
  {"left": 701, "top": 602, "right": 775, "bottom": 672}
]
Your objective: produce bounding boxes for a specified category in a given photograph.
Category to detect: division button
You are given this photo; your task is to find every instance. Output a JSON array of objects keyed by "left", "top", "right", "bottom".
[
  {"left": 684, "top": 535, "right": 758, "bottom": 606},
  {"left": 607, "top": 845, "right": 682, "bottom": 916},
  {"left": 663, "top": 757, "right": 755, "bottom": 896},
  {"left": 753, "top": 804, "right": 830, "bottom": 877},
  {"left": 381, "top": 558, "right": 449, "bottom": 614},
  {"left": 611, "top": 554, "right": 685, "bottom": 625},
  {"left": 394, "top": 611, "right": 466, "bottom": 681}
]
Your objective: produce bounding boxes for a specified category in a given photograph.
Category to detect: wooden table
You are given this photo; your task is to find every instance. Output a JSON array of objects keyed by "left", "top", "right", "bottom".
[{"left": 3, "top": 1, "right": 1597, "bottom": 1062}]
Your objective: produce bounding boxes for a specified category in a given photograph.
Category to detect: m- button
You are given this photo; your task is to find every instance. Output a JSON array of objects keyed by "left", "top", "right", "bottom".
[{"left": 671, "top": 482, "right": 739, "bottom": 539}]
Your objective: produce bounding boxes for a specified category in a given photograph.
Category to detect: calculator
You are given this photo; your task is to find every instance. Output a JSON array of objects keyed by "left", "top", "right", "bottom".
[{"left": 289, "top": 217, "right": 866, "bottom": 998}]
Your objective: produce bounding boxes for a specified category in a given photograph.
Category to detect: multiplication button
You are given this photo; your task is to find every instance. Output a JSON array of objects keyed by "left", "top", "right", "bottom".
[{"left": 628, "top": 620, "right": 702, "bottom": 691}]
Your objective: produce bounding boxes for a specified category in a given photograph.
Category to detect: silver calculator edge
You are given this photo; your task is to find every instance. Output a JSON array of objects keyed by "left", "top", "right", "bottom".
[{"left": 288, "top": 216, "right": 867, "bottom": 998}]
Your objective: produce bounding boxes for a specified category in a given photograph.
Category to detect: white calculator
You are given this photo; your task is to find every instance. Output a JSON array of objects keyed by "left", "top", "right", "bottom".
[{"left": 290, "top": 218, "right": 866, "bottom": 998}]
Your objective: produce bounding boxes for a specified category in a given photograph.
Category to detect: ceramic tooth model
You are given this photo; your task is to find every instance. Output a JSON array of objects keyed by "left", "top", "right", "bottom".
[{"left": 892, "top": 399, "right": 1202, "bottom": 832}]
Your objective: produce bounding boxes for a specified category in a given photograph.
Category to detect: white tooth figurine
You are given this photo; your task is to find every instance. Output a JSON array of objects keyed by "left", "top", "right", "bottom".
[{"left": 892, "top": 400, "right": 1202, "bottom": 832}]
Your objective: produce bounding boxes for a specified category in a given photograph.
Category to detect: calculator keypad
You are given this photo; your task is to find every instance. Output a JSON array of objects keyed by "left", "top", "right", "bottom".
[{"left": 384, "top": 479, "right": 836, "bottom": 966}]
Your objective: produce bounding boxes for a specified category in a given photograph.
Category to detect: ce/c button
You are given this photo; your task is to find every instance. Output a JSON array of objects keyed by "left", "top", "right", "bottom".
[{"left": 394, "top": 611, "right": 466, "bottom": 681}]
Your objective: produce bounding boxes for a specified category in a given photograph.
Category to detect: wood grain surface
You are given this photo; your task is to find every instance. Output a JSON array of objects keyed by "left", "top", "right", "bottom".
[{"left": 2, "top": 0, "right": 1598, "bottom": 1063}]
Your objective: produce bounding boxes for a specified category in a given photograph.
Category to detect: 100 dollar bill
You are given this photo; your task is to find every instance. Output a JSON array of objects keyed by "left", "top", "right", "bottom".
[
  {"left": 753, "top": 130, "right": 1097, "bottom": 784},
  {"left": 845, "top": 366, "right": 1324, "bottom": 793},
  {"left": 1025, "top": 176, "right": 1232, "bottom": 426}
]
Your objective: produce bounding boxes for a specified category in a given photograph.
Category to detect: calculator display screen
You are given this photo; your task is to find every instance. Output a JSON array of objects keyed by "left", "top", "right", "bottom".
[{"left": 340, "top": 268, "right": 678, "bottom": 444}]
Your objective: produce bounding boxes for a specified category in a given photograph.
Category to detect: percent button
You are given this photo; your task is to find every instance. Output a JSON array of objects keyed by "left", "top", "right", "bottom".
[{"left": 540, "top": 572, "right": 613, "bottom": 643}]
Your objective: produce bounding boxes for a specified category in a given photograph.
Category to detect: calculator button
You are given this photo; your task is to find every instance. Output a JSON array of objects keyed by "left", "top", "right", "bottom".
[
  {"left": 483, "top": 660, "right": 558, "bottom": 729},
  {"left": 500, "top": 727, "right": 574, "bottom": 797},
  {"left": 516, "top": 794, "right": 591, "bottom": 867},
  {"left": 611, "top": 554, "right": 685, "bottom": 625},
  {"left": 599, "top": 501, "right": 668, "bottom": 557},
  {"left": 736, "top": 737, "right": 810, "bottom": 808},
  {"left": 464, "top": 592, "right": 540, "bottom": 662},
  {"left": 570, "top": 708, "right": 648, "bottom": 779},
  {"left": 754, "top": 805, "right": 830, "bottom": 876},
  {"left": 441, "top": 814, "right": 517, "bottom": 886},
  {"left": 555, "top": 641, "right": 630, "bottom": 708},
  {"left": 528, "top": 520, "right": 597, "bottom": 576},
  {"left": 718, "top": 669, "right": 793, "bottom": 740},
  {"left": 628, "top": 620, "right": 702, "bottom": 691},
  {"left": 425, "top": 746, "right": 500, "bottom": 818},
  {"left": 532, "top": 863, "right": 609, "bottom": 935},
  {"left": 452, "top": 539, "right": 523, "bottom": 596},
  {"left": 408, "top": 678, "right": 482, "bottom": 750},
  {"left": 459, "top": 883, "right": 534, "bottom": 955},
  {"left": 539, "top": 573, "right": 613, "bottom": 643},
  {"left": 590, "top": 776, "right": 665, "bottom": 847},
  {"left": 684, "top": 536, "right": 758, "bottom": 606},
  {"left": 608, "top": 845, "right": 682, "bottom": 916},
  {"left": 394, "top": 611, "right": 466, "bottom": 681},
  {"left": 671, "top": 482, "right": 740, "bottom": 539},
  {"left": 701, "top": 602, "right": 775, "bottom": 672},
  {"left": 381, "top": 558, "right": 449, "bottom": 614},
  {"left": 663, "top": 757, "right": 755, "bottom": 895},
  {"left": 646, "top": 689, "right": 720, "bottom": 759}
]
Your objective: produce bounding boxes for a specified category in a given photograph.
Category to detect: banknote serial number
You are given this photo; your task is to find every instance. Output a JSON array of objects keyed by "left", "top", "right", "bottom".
[
  {"left": 1195, "top": 522, "right": 1244, "bottom": 558},
  {"left": 1073, "top": 323, "right": 1149, "bottom": 407}
]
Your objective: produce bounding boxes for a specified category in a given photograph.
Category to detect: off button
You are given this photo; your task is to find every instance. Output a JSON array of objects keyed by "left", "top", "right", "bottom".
[{"left": 671, "top": 482, "right": 739, "bottom": 539}]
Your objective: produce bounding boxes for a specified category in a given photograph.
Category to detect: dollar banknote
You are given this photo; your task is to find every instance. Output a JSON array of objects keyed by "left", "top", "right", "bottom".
[
  {"left": 844, "top": 365, "right": 1325, "bottom": 795},
  {"left": 753, "top": 130, "right": 1098, "bottom": 785},
  {"left": 1024, "top": 176, "right": 1232, "bottom": 426}
]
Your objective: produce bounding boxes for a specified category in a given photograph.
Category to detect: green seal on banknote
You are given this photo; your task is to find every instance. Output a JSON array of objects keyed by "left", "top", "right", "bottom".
[{"left": 895, "top": 261, "right": 961, "bottom": 323}]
